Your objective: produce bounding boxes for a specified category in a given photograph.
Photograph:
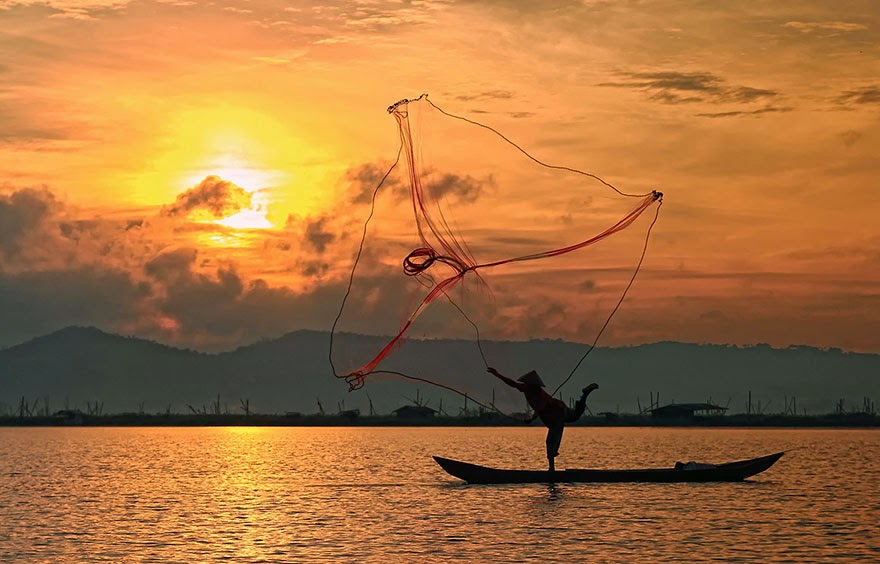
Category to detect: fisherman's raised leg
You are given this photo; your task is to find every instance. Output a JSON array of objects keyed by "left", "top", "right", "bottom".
[{"left": 565, "top": 382, "right": 599, "bottom": 422}]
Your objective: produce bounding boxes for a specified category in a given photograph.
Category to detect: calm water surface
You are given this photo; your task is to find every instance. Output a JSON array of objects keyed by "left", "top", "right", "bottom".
[{"left": 1, "top": 427, "right": 877, "bottom": 562}]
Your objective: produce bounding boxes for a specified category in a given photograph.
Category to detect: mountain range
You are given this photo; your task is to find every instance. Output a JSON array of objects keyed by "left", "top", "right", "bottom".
[{"left": 1, "top": 327, "right": 877, "bottom": 416}]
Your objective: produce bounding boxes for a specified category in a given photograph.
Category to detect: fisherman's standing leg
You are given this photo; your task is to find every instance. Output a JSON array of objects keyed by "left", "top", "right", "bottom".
[{"left": 546, "top": 424, "right": 564, "bottom": 471}]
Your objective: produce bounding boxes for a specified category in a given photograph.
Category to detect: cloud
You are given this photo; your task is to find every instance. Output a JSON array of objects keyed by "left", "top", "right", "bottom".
[
  {"left": 836, "top": 86, "right": 880, "bottom": 106},
  {"left": 840, "top": 130, "right": 862, "bottom": 148},
  {"left": 0, "top": 187, "right": 58, "bottom": 258},
  {"left": 0, "top": 108, "right": 70, "bottom": 142},
  {"left": 425, "top": 173, "right": 488, "bottom": 203},
  {"left": 0, "top": 185, "right": 156, "bottom": 273},
  {"left": 598, "top": 71, "right": 778, "bottom": 106},
  {"left": 343, "top": 161, "right": 489, "bottom": 210},
  {"left": 161, "top": 176, "right": 251, "bottom": 219},
  {"left": 299, "top": 259, "right": 330, "bottom": 278},
  {"left": 0, "top": 184, "right": 378, "bottom": 350},
  {"left": 1, "top": 0, "right": 133, "bottom": 19},
  {"left": 344, "top": 162, "right": 402, "bottom": 205},
  {"left": 0, "top": 182, "right": 355, "bottom": 349},
  {"left": 141, "top": 252, "right": 344, "bottom": 347},
  {"left": 341, "top": 0, "right": 443, "bottom": 30},
  {"left": 724, "top": 86, "right": 779, "bottom": 103},
  {"left": 696, "top": 106, "right": 793, "bottom": 118},
  {"left": 304, "top": 217, "right": 335, "bottom": 253},
  {"left": 455, "top": 90, "right": 515, "bottom": 102},
  {"left": 0, "top": 266, "right": 149, "bottom": 347},
  {"left": 144, "top": 248, "right": 199, "bottom": 283},
  {"left": 502, "top": 298, "right": 568, "bottom": 339},
  {"left": 783, "top": 21, "right": 868, "bottom": 34}
]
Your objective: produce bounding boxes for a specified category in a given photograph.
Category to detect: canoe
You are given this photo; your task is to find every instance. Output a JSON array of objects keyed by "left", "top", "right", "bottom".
[{"left": 433, "top": 452, "right": 784, "bottom": 484}]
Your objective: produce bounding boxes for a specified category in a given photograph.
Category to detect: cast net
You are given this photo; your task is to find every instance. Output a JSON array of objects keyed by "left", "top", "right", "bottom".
[{"left": 330, "top": 94, "right": 662, "bottom": 416}]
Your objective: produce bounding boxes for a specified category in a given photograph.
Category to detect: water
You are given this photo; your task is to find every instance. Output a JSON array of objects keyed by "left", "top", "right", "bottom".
[{"left": 1, "top": 427, "right": 877, "bottom": 562}]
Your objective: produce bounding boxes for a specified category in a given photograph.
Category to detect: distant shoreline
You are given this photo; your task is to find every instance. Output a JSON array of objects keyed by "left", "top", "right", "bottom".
[{"left": 1, "top": 413, "right": 877, "bottom": 428}]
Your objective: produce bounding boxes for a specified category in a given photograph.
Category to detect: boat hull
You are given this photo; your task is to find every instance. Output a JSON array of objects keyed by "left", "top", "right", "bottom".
[{"left": 433, "top": 452, "right": 784, "bottom": 484}]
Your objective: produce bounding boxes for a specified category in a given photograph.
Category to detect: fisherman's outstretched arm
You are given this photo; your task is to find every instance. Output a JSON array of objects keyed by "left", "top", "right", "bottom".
[{"left": 487, "top": 367, "right": 524, "bottom": 390}]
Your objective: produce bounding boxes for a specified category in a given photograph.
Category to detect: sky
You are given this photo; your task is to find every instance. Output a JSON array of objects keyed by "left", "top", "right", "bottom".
[{"left": 1, "top": 0, "right": 878, "bottom": 354}]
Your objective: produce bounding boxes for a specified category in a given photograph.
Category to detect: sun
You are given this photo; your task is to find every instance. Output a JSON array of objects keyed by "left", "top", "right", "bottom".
[
  {"left": 127, "top": 103, "right": 345, "bottom": 232},
  {"left": 154, "top": 104, "right": 311, "bottom": 229},
  {"left": 182, "top": 162, "right": 276, "bottom": 230}
]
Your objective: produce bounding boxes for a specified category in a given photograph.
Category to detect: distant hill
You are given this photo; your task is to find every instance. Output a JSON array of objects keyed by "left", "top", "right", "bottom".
[{"left": 1, "top": 327, "right": 877, "bottom": 416}]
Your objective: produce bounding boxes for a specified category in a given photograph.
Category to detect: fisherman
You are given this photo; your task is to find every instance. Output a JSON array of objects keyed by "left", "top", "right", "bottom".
[{"left": 488, "top": 367, "right": 598, "bottom": 471}]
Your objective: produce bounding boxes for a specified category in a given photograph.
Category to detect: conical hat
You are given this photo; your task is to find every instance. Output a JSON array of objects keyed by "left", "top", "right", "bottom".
[{"left": 517, "top": 370, "right": 545, "bottom": 387}]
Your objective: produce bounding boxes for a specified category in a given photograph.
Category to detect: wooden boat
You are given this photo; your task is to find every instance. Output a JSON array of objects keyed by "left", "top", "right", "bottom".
[{"left": 433, "top": 452, "right": 784, "bottom": 484}]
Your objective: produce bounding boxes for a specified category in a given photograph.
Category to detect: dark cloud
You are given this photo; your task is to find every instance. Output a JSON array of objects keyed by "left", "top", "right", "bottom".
[
  {"left": 425, "top": 173, "right": 487, "bottom": 203},
  {"left": 158, "top": 265, "right": 246, "bottom": 336},
  {"left": 345, "top": 162, "right": 402, "bottom": 205},
  {"left": 836, "top": 86, "right": 880, "bottom": 105},
  {"left": 300, "top": 260, "right": 331, "bottom": 277},
  {"left": 782, "top": 240, "right": 880, "bottom": 267},
  {"left": 0, "top": 187, "right": 58, "bottom": 258},
  {"left": 145, "top": 248, "right": 199, "bottom": 283},
  {"left": 0, "top": 186, "right": 155, "bottom": 273},
  {"left": 58, "top": 219, "right": 102, "bottom": 242},
  {"left": 304, "top": 217, "right": 335, "bottom": 253},
  {"left": 630, "top": 71, "right": 720, "bottom": 93},
  {"left": 510, "top": 299, "right": 568, "bottom": 338},
  {"left": 726, "top": 86, "right": 778, "bottom": 103},
  {"left": 0, "top": 267, "right": 148, "bottom": 347},
  {"left": 161, "top": 176, "right": 251, "bottom": 218},
  {"left": 699, "top": 309, "right": 732, "bottom": 324},
  {"left": 146, "top": 257, "right": 337, "bottom": 344},
  {"left": 344, "top": 161, "right": 489, "bottom": 207},
  {"left": 455, "top": 90, "right": 515, "bottom": 102},
  {"left": 0, "top": 121, "right": 69, "bottom": 143},
  {"left": 840, "top": 130, "right": 862, "bottom": 148},
  {"left": 696, "top": 106, "right": 793, "bottom": 118},
  {"left": 598, "top": 71, "right": 777, "bottom": 106},
  {"left": 648, "top": 91, "right": 703, "bottom": 104},
  {"left": 0, "top": 183, "right": 370, "bottom": 350}
]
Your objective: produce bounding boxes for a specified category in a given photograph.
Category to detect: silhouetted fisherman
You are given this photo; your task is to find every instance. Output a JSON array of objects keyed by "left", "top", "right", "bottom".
[{"left": 488, "top": 367, "right": 598, "bottom": 471}]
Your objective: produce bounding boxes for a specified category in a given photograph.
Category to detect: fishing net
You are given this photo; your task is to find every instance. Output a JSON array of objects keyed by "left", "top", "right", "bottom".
[{"left": 330, "top": 94, "right": 662, "bottom": 415}]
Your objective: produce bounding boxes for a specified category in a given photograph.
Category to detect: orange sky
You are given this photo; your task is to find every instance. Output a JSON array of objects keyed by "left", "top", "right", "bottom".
[{"left": 1, "top": 0, "right": 878, "bottom": 353}]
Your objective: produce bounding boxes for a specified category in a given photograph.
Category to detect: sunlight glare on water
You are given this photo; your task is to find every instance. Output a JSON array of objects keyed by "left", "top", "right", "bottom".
[{"left": 0, "top": 427, "right": 877, "bottom": 562}]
